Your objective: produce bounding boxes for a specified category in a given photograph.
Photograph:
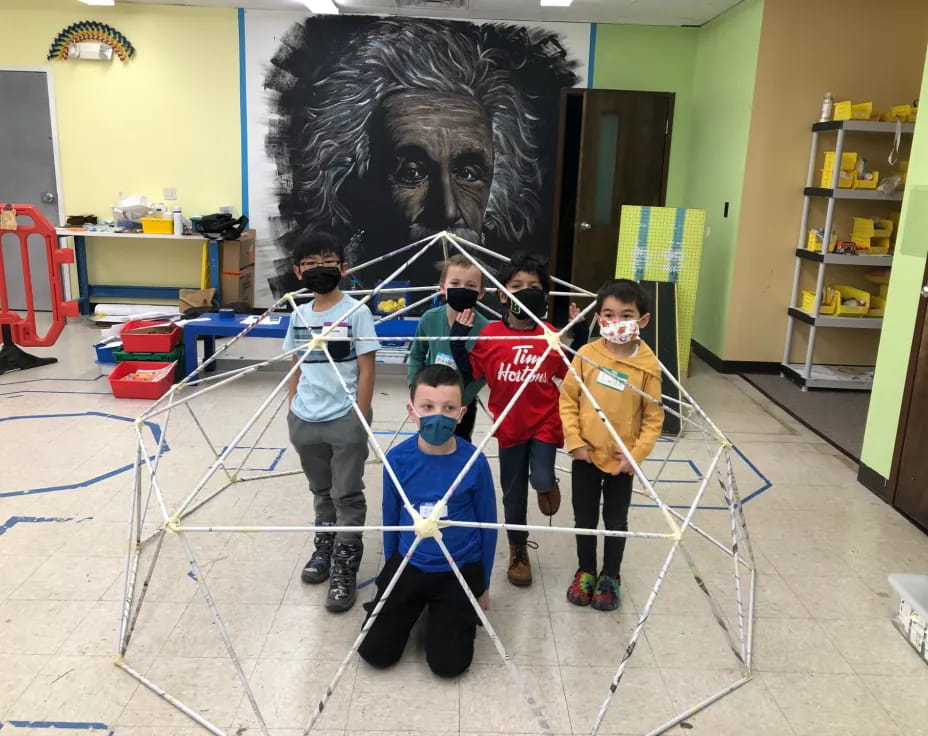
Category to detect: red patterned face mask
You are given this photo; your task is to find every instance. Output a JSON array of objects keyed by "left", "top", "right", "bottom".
[{"left": 599, "top": 318, "right": 640, "bottom": 345}]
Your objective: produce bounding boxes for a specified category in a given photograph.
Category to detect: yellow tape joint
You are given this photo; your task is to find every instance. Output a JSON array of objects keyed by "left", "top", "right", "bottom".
[{"left": 412, "top": 500, "right": 447, "bottom": 541}]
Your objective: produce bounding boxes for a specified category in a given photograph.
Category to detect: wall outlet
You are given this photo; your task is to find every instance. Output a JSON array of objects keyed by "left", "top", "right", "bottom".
[
  {"left": 218, "top": 206, "right": 235, "bottom": 216},
  {"left": 163, "top": 187, "right": 177, "bottom": 201}
]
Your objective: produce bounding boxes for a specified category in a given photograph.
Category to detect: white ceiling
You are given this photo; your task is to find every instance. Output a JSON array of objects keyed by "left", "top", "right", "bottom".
[{"left": 118, "top": 0, "right": 745, "bottom": 26}]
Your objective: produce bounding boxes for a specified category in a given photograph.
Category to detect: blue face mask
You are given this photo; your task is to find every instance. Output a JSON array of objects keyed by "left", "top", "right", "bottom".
[{"left": 413, "top": 409, "right": 460, "bottom": 446}]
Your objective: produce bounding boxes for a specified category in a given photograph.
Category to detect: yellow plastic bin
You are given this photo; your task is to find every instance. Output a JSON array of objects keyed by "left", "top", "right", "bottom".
[
  {"left": 833, "top": 285, "right": 870, "bottom": 317},
  {"left": 140, "top": 217, "right": 174, "bottom": 235},
  {"left": 824, "top": 151, "right": 858, "bottom": 171},
  {"left": 801, "top": 289, "right": 837, "bottom": 315},
  {"left": 869, "top": 296, "right": 886, "bottom": 317},
  {"left": 806, "top": 229, "right": 837, "bottom": 253},
  {"left": 853, "top": 171, "right": 880, "bottom": 189}
]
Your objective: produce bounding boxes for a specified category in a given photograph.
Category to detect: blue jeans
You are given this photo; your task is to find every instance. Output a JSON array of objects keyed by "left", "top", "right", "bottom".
[{"left": 498, "top": 439, "right": 558, "bottom": 544}]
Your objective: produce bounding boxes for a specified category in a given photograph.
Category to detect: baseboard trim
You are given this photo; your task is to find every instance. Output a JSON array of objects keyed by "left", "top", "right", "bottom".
[
  {"left": 691, "top": 340, "right": 781, "bottom": 375},
  {"left": 857, "top": 462, "right": 890, "bottom": 503}
]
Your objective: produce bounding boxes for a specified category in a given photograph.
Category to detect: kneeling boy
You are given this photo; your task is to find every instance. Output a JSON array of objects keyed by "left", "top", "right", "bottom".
[{"left": 359, "top": 365, "right": 497, "bottom": 678}]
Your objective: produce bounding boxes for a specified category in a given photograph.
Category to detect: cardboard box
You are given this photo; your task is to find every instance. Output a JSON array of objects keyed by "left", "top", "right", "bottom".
[
  {"left": 220, "top": 229, "right": 255, "bottom": 307},
  {"left": 221, "top": 264, "right": 254, "bottom": 306}
]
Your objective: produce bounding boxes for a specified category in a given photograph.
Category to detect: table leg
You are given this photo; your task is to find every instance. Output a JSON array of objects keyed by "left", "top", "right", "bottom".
[
  {"left": 208, "top": 239, "right": 221, "bottom": 305},
  {"left": 204, "top": 335, "right": 217, "bottom": 372},
  {"left": 184, "top": 330, "right": 197, "bottom": 379},
  {"left": 74, "top": 235, "right": 90, "bottom": 315}
]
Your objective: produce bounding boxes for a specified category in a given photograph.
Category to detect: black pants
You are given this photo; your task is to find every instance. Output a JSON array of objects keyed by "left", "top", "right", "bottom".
[
  {"left": 358, "top": 553, "right": 485, "bottom": 678},
  {"left": 572, "top": 460, "right": 633, "bottom": 579},
  {"left": 455, "top": 399, "right": 478, "bottom": 442}
]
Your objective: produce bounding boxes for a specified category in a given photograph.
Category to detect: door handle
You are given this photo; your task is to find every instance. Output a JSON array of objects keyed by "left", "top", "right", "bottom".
[
  {"left": 41, "top": 192, "right": 56, "bottom": 204},
  {"left": 922, "top": 285, "right": 928, "bottom": 299},
  {"left": 578, "top": 221, "right": 592, "bottom": 231}
]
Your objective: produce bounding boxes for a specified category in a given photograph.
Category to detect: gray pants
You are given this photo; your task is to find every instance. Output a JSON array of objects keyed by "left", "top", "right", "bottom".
[{"left": 288, "top": 408, "right": 371, "bottom": 543}]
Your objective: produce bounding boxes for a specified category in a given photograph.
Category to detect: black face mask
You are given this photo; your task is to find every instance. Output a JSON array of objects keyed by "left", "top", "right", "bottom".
[
  {"left": 446, "top": 287, "right": 479, "bottom": 312},
  {"left": 301, "top": 266, "right": 341, "bottom": 295},
  {"left": 508, "top": 287, "right": 547, "bottom": 321}
]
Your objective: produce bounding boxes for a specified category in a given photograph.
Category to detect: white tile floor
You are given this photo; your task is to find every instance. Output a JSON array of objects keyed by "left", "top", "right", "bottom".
[{"left": 1, "top": 319, "right": 927, "bottom": 736}]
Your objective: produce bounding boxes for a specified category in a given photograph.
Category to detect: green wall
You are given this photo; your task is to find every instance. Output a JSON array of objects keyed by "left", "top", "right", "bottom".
[
  {"left": 592, "top": 25, "right": 698, "bottom": 206},
  {"left": 861, "top": 46, "right": 928, "bottom": 477},
  {"left": 682, "top": 0, "right": 763, "bottom": 355}
]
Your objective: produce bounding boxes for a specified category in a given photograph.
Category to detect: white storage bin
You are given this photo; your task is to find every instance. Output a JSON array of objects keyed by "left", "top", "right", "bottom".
[{"left": 888, "top": 573, "right": 928, "bottom": 666}]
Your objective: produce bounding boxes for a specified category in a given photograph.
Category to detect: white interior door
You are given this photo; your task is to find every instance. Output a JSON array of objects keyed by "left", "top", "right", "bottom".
[{"left": 0, "top": 68, "right": 64, "bottom": 311}]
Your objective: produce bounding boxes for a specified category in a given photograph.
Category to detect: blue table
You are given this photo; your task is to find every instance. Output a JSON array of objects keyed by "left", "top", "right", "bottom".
[
  {"left": 182, "top": 313, "right": 289, "bottom": 378},
  {"left": 181, "top": 312, "right": 420, "bottom": 378}
]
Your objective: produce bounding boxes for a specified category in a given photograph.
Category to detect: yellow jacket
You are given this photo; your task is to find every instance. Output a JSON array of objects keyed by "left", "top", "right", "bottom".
[{"left": 559, "top": 338, "right": 664, "bottom": 474}]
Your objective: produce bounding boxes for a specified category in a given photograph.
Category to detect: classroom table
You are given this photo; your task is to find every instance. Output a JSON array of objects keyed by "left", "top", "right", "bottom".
[{"left": 55, "top": 229, "right": 220, "bottom": 315}]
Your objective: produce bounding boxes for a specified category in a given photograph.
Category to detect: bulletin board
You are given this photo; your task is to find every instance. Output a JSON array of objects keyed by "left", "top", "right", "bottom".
[{"left": 615, "top": 206, "right": 706, "bottom": 374}]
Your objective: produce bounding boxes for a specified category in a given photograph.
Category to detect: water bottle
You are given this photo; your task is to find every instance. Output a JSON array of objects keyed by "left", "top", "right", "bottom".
[
  {"left": 820, "top": 92, "right": 834, "bottom": 122},
  {"left": 172, "top": 207, "right": 183, "bottom": 236}
]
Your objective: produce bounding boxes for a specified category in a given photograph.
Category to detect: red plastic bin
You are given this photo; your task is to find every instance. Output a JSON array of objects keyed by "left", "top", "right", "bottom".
[
  {"left": 108, "top": 361, "right": 177, "bottom": 400},
  {"left": 120, "top": 320, "right": 182, "bottom": 353}
]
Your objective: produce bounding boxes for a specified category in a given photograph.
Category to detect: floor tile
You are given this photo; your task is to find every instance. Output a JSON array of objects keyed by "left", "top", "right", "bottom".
[
  {"left": 762, "top": 672, "right": 900, "bottom": 736},
  {"left": 459, "top": 663, "right": 570, "bottom": 733}
]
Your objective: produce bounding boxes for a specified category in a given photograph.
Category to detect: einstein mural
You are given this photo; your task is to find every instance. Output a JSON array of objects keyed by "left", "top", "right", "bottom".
[{"left": 262, "top": 16, "right": 580, "bottom": 296}]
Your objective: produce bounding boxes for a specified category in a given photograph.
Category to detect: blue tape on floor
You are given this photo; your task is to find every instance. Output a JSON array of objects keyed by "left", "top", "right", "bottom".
[
  {"left": 4, "top": 721, "right": 110, "bottom": 731},
  {"left": 0, "top": 412, "right": 166, "bottom": 499},
  {"left": 0, "top": 516, "right": 73, "bottom": 537}
]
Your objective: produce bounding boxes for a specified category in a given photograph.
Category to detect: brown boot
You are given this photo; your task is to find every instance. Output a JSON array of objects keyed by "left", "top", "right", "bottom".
[
  {"left": 537, "top": 481, "right": 561, "bottom": 516},
  {"left": 508, "top": 542, "right": 533, "bottom": 586}
]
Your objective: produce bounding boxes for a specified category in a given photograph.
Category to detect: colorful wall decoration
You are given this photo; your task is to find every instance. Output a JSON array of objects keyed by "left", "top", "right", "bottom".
[{"left": 47, "top": 21, "right": 135, "bottom": 61}]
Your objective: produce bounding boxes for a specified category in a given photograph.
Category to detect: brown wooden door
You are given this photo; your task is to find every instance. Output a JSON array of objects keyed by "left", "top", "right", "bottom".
[
  {"left": 891, "top": 268, "right": 928, "bottom": 529},
  {"left": 551, "top": 89, "right": 673, "bottom": 301}
]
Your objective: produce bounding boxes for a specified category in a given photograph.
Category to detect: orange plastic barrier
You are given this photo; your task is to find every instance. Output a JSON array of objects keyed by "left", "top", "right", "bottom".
[{"left": 0, "top": 203, "right": 78, "bottom": 373}]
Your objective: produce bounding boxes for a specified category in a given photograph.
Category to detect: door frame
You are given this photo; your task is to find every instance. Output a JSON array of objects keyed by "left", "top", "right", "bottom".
[
  {"left": 549, "top": 87, "right": 675, "bottom": 287},
  {"left": 0, "top": 65, "right": 68, "bottom": 299},
  {"left": 887, "top": 253, "right": 928, "bottom": 502}
]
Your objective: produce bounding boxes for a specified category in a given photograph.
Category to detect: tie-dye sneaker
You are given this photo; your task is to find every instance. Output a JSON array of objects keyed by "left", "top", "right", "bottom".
[
  {"left": 566, "top": 570, "right": 596, "bottom": 606},
  {"left": 591, "top": 573, "right": 621, "bottom": 611}
]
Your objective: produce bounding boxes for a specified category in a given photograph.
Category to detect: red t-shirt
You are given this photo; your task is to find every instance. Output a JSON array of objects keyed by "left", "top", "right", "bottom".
[{"left": 469, "top": 320, "right": 569, "bottom": 449}]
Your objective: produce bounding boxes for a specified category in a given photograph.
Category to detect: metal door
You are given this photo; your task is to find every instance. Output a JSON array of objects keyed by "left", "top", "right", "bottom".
[{"left": 0, "top": 68, "right": 63, "bottom": 311}]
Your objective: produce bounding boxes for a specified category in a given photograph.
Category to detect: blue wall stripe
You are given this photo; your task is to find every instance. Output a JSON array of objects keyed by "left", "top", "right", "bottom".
[
  {"left": 238, "top": 7, "right": 249, "bottom": 217},
  {"left": 587, "top": 23, "right": 597, "bottom": 87}
]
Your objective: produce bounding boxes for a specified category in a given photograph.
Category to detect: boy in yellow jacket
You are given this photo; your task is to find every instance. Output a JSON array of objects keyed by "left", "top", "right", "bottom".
[{"left": 559, "top": 279, "right": 664, "bottom": 611}]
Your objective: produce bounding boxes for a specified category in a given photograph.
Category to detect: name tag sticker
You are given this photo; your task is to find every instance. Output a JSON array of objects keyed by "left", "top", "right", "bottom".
[
  {"left": 435, "top": 353, "right": 456, "bottom": 368},
  {"left": 596, "top": 368, "right": 629, "bottom": 392},
  {"left": 419, "top": 502, "right": 447, "bottom": 519},
  {"left": 322, "top": 322, "right": 349, "bottom": 339}
]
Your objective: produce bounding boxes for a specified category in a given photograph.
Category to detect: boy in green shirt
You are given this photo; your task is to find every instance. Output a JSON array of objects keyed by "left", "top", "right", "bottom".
[{"left": 407, "top": 255, "right": 488, "bottom": 441}]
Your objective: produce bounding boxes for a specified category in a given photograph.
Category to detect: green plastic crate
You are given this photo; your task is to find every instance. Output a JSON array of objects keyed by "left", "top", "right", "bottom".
[{"left": 114, "top": 347, "right": 183, "bottom": 382}]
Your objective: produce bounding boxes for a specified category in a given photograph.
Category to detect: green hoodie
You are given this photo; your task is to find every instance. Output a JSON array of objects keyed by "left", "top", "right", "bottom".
[{"left": 407, "top": 304, "right": 488, "bottom": 406}]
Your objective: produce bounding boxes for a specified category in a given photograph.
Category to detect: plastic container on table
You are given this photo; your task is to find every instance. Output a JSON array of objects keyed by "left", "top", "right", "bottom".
[
  {"left": 108, "top": 361, "right": 177, "bottom": 400},
  {"left": 120, "top": 320, "right": 182, "bottom": 353},
  {"left": 140, "top": 217, "right": 174, "bottom": 235}
]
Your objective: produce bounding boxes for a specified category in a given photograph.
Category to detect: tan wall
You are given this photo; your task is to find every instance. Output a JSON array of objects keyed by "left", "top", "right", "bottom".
[{"left": 725, "top": 0, "right": 928, "bottom": 363}]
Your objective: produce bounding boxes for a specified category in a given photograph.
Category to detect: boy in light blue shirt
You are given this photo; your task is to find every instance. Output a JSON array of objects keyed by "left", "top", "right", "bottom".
[{"left": 284, "top": 232, "right": 380, "bottom": 612}]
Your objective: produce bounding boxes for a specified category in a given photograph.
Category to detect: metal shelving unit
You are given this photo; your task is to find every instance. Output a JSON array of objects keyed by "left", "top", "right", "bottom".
[{"left": 782, "top": 120, "right": 913, "bottom": 390}]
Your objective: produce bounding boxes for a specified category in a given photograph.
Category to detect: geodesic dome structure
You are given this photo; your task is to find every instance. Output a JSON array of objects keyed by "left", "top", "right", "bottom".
[{"left": 115, "top": 232, "right": 757, "bottom": 735}]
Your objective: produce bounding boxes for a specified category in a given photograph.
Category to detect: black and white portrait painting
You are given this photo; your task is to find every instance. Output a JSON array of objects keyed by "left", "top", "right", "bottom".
[{"left": 244, "top": 13, "right": 588, "bottom": 304}]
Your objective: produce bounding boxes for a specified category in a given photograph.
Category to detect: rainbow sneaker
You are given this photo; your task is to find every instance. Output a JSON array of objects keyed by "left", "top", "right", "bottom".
[
  {"left": 591, "top": 574, "right": 621, "bottom": 611},
  {"left": 566, "top": 570, "right": 596, "bottom": 606}
]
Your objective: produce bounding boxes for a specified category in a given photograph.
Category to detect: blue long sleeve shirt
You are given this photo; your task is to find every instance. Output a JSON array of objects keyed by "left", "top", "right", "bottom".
[{"left": 382, "top": 435, "right": 497, "bottom": 590}]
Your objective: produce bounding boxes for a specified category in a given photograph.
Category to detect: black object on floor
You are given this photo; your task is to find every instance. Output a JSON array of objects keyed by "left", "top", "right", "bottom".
[
  {"left": 741, "top": 372, "right": 870, "bottom": 462},
  {"left": 640, "top": 280, "right": 681, "bottom": 436},
  {"left": 0, "top": 324, "right": 57, "bottom": 374}
]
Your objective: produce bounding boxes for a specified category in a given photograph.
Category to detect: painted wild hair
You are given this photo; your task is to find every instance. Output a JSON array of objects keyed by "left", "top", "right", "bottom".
[{"left": 264, "top": 16, "right": 578, "bottom": 293}]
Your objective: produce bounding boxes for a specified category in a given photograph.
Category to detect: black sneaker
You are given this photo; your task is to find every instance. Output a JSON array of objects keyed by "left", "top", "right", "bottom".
[
  {"left": 326, "top": 540, "right": 363, "bottom": 613},
  {"left": 301, "top": 524, "right": 335, "bottom": 584}
]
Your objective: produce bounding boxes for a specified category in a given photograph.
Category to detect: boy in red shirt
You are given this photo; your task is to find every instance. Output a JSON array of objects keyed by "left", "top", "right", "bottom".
[{"left": 451, "top": 251, "right": 587, "bottom": 586}]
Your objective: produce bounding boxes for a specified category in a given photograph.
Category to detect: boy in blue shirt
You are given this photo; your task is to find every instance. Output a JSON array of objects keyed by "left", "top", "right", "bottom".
[
  {"left": 284, "top": 232, "right": 380, "bottom": 612},
  {"left": 359, "top": 365, "right": 497, "bottom": 678}
]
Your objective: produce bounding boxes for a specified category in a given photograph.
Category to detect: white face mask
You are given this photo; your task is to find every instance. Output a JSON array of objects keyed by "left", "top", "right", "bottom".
[{"left": 600, "top": 318, "right": 640, "bottom": 345}]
